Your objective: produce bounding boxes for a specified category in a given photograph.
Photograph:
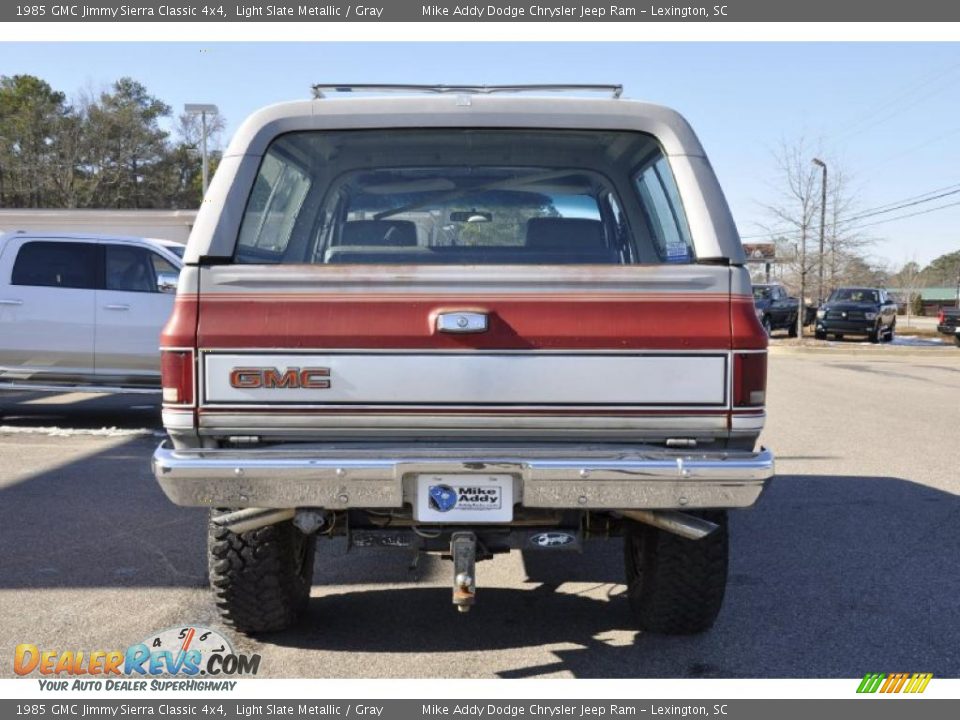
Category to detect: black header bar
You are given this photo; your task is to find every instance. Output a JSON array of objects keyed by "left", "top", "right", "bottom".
[{"left": 3, "top": 0, "right": 957, "bottom": 22}]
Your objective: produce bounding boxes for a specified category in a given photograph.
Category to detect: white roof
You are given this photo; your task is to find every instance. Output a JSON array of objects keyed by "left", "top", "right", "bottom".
[
  {"left": 0, "top": 231, "right": 183, "bottom": 260},
  {"left": 189, "top": 94, "right": 740, "bottom": 262},
  {"left": 224, "top": 96, "right": 707, "bottom": 159}
]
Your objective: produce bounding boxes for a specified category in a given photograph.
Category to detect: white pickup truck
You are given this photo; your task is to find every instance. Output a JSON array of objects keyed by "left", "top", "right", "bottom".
[
  {"left": 0, "top": 232, "right": 183, "bottom": 392},
  {"left": 151, "top": 84, "right": 774, "bottom": 636}
]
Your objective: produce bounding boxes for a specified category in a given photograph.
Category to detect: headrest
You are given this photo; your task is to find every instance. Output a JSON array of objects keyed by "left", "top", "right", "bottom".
[
  {"left": 338, "top": 220, "right": 417, "bottom": 247},
  {"left": 525, "top": 218, "right": 605, "bottom": 251}
]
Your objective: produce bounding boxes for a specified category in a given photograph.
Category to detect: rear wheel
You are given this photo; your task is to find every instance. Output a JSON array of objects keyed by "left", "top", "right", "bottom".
[
  {"left": 761, "top": 315, "right": 772, "bottom": 336},
  {"left": 623, "top": 510, "right": 728, "bottom": 634},
  {"left": 787, "top": 320, "right": 798, "bottom": 338},
  {"left": 814, "top": 329, "right": 826, "bottom": 340},
  {"left": 208, "top": 513, "right": 316, "bottom": 634}
]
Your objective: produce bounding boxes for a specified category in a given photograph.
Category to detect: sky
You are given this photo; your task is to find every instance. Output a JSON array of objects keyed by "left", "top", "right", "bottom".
[{"left": 1, "top": 41, "right": 959, "bottom": 267}]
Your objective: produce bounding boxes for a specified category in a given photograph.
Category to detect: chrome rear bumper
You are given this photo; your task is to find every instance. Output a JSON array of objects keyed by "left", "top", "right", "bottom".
[{"left": 152, "top": 442, "right": 774, "bottom": 511}]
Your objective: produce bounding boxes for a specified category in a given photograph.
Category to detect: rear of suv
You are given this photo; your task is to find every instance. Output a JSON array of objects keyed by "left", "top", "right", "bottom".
[{"left": 152, "top": 84, "right": 774, "bottom": 636}]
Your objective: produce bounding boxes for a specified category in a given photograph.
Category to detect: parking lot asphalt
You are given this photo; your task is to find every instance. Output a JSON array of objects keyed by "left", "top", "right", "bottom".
[{"left": 1, "top": 348, "right": 958, "bottom": 679}]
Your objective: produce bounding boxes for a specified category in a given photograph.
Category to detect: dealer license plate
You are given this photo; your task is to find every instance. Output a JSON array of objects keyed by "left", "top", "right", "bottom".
[{"left": 414, "top": 474, "right": 514, "bottom": 523}]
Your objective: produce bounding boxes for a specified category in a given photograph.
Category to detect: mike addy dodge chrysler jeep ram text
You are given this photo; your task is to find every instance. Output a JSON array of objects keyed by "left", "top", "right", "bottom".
[{"left": 151, "top": 84, "right": 775, "bottom": 636}]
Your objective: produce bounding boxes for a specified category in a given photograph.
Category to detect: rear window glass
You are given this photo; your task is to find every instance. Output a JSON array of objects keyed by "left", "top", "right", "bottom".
[
  {"left": 236, "top": 129, "right": 695, "bottom": 266},
  {"left": 11, "top": 241, "right": 98, "bottom": 289}
]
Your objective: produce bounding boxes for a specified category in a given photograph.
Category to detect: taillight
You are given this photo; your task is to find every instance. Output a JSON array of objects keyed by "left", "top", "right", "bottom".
[
  {"left": 161, "top": 350, "right": 194, "bottom": 406},
  {"left": 733, "top": 352, "right": 767, "bottom": 407},
  {"left": 938, "top": 309, "right": 945, "bottom": 323}
]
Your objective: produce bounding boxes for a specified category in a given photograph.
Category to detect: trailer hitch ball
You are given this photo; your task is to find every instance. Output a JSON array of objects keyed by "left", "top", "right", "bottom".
[{"left": 451, "top": 532, "right": 477, "bottom": 612}]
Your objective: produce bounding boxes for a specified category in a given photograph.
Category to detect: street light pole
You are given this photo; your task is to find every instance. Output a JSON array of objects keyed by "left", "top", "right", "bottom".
[
  {"left": 201, "top": 111, "right": 208, "bottom": 194},
  {"left": 184, "top": 103, "right": 219, "bottom": 197},
  {"left": 812, "top": 158, "right": 827, "bottom": 306}
]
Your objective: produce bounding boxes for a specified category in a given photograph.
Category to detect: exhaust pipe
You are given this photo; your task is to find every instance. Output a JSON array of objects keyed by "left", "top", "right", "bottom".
[
  {"left": 211, "top": 507, "right": 295, "bottom": 534},
  {"left": 621, "top": 510, "right": 719, "bottom": 541}
]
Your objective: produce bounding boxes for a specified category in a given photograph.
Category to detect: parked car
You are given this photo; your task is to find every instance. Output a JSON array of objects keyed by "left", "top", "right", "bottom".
[
  {"left": 814, "top": 287, "right": 898, "bottom": 342},
  {"left": 752, "top": 283, "right": 799, "bottom": 336},
  {"left": 0, "top": 232, "right": 183, "bottom": 391},
  {"left": 936, "top": 306, "right": 960, "bottom": 341},
  {"left": 151, "top": 84, "right": 774, "bottom": 636}
]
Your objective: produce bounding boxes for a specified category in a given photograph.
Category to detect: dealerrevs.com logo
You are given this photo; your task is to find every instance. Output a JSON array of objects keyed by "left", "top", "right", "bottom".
[
  {"left": 857, "top": 673, "right": 933, "bottom": 694},
  {"left": 14, "top": 626, "right": 260, "bottom": 691}
]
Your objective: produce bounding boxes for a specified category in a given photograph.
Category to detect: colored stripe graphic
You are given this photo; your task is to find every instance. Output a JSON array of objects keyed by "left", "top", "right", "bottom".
[
  {"left": 890, "top": 673, "right": 909, "bottom": 693},
  {"left": 857, "top": 673, "right": 886, "bottom": 693},
  {"left": 905, "top": 673, "right": 934, "bottom": 694},
  {"left": 857, "top": 672, "right": 932, "bottom": 694}
]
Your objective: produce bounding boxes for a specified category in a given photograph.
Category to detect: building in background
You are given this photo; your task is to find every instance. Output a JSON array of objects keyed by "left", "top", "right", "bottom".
[
  {"left": 0, "top": 209, "right": 197, "bottom": 245},
  {"left": 743, "top": 242, "right": 776, "bottom": 283},
  {"left": 917, "top": 287, "right": 960, "bottom": 314}
]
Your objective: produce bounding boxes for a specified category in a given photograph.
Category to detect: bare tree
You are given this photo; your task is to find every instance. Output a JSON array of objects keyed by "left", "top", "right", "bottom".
[
  {"left": 163, "top": 111, "right": 227, "bottom": 206},
  {"left": 889, "top": 258, "right": 924, "bottom": 326},
  {"left": 822, "top": 168, "right": 873, "bottom": 293},
  {"left": 175, "top": 110, "right": 226, "bottom": 151},
  {"left": 760, "top": 141, "right": 876, "bottom": 337},
  {"left": 761, "top": 139, "right": 823, "bottom": 336}
]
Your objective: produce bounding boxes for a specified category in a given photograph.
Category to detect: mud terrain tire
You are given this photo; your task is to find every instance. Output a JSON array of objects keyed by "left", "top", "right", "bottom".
[
  {"left": 208, "top": 513, "right": 315, "bottom": 634},
  {"left": 624, "top": 510, "right": 728, "bottom": 634}
]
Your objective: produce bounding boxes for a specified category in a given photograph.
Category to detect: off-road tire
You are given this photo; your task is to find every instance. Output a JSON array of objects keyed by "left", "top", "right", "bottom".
[
  {"left": 624, "top": 510, "right": 728, "bottom": 634},
  {"left": 208, "top": 513, "right": 316, "bottom": 634},
  {"left": 787, "top": 321, "right": 798, "bottom": 338}
]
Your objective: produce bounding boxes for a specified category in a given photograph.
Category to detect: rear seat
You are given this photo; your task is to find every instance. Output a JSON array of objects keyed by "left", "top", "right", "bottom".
[
  {"left": 335, "top": 220, "right": 418, "bottom": 247},
  {"left": 324, "top": 217, "right": 619, "bottom": 264},
  {"left": 524, "top": 217, "right": 617, "bottom": 263},
  {"left": 325, "top": 219, "right": 425, "bottom": 262},
  {"left": 325, "top": 246, "right": 438, "bottom": 263}
]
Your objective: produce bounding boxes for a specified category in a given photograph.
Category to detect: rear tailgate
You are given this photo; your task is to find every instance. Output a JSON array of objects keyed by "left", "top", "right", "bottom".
[{"left": 191, "top": 264, "right": 760, "bottom": 445}]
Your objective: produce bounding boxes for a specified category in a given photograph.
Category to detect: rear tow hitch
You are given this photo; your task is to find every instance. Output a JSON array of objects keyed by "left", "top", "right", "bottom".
[{"left": 451, "top": 531, "right": 477, "bottom": 613}]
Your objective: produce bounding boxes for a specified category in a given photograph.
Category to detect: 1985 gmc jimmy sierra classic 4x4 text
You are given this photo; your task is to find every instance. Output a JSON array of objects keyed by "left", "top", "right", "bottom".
[{"left": 152, "top": 84, "right": 775, "bottom": 636}]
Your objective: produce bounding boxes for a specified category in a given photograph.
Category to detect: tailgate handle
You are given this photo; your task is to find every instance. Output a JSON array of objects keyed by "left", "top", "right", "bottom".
[{"left": 436, "top": 311, "right": 489, "bottom": 334}]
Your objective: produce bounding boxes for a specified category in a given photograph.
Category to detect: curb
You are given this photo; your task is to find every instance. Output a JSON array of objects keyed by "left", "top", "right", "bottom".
[{"left": 769, "top": 343, "right": 959, "bottom": 358}]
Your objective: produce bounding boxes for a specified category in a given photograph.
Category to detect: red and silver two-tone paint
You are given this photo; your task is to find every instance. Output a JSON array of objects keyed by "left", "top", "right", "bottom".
[
  {"left": 162, "top": 266, "right": 766, "bottom": 450},
  {"left": 154, "top": 90, "right": 773, "bottom": 514}
]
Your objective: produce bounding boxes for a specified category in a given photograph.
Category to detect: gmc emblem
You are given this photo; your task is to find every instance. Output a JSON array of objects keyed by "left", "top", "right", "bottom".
[{"left": 230, "top": 367, "right": 331, "bottom": 390}]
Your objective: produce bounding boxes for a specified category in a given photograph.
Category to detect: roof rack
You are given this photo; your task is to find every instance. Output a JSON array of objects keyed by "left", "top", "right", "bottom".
[{"left": 311, "top": 83, "right": 623, "bottom": 99}]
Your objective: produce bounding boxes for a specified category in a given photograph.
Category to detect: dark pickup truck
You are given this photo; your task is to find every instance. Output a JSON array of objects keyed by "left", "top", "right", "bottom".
[
  {"left": 814, "top": 287, "right": 898, "bottom": 342},
  {"left": 936, "top": 307, "right": 960, "bottom": 346},
  {"left": 752, "top": 283, "right": 799, "bottom": 336}
]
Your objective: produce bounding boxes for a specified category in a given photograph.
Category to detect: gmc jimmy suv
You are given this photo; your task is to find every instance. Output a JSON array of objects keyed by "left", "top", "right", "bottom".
[{"left": 152, "top": 84, "right": 774, "bottom": 636}]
